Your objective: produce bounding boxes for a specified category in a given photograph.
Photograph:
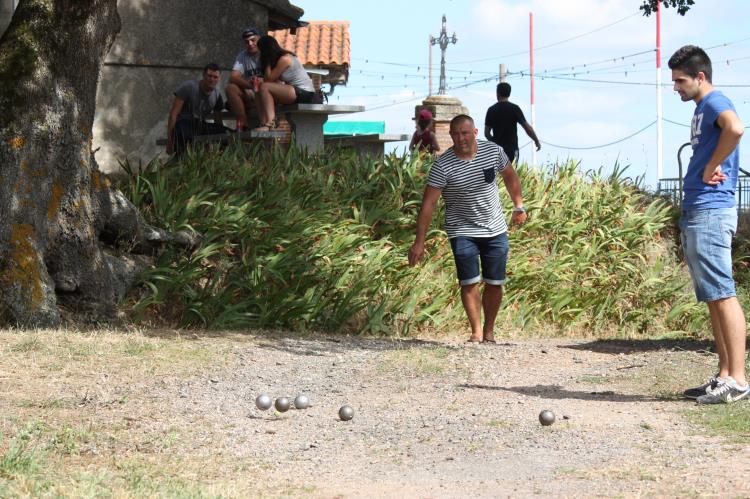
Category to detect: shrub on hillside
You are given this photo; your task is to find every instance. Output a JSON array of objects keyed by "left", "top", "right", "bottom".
[{"left": 121, "top": 145, "right": 704, "bottom": 336}]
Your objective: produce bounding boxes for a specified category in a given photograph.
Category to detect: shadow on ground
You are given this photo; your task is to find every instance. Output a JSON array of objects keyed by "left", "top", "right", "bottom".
[
  {"left": 560, "top": 338, "right": 714, "bottom": 355},
  {"left": 459, "top": 383, "right": 663, "bottom": 403},
  {"left": 139, "top": 327, "right": 458, "bottom": 356}
]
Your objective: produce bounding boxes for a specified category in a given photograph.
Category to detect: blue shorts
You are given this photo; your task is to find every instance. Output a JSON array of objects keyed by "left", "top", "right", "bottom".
[
  {"left": 679, "top": 208, "right": 737, "bottom": 302},
  {"left": 449, "top": 233, "right": 509, "bottom": 286}
]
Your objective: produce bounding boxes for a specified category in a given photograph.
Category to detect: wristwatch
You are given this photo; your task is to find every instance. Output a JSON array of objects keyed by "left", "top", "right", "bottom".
[{"left": 512, "top": 206, "right": 526, "bottom": 213}]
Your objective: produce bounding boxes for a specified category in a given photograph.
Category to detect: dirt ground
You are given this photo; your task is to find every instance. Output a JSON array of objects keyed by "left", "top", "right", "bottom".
[{"left": 1, "top": 328, "right": 750, "bottom": 498}]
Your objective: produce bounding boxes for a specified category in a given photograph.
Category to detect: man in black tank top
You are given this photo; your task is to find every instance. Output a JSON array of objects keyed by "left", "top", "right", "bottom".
[{"left": 484, "top": 83, "right": 541, "bottom": 163}]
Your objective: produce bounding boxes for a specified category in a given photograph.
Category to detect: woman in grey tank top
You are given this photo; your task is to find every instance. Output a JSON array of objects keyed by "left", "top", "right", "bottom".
[{"left": 253, "top": 35, "right": 316, "bottom": 131}]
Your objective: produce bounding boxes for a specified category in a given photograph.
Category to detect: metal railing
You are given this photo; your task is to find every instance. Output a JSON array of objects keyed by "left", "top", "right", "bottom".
[{"left": 657, "top": 142, "right": 750, "bottom": 212}]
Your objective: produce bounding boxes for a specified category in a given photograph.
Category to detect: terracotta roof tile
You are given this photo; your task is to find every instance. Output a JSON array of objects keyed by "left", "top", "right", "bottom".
[{"left": 269, "top": 21, "right": 350, "bottom": 67}]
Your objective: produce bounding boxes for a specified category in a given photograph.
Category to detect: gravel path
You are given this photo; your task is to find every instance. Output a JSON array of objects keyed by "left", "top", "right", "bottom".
[{"left": 126, "top": 334, "right": 750, "bottom": 498}]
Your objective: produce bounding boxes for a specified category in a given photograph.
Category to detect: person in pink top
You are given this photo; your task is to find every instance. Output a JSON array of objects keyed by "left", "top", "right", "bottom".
[{"left": 410, "top": 109, "right": 440, "bottom": 155}]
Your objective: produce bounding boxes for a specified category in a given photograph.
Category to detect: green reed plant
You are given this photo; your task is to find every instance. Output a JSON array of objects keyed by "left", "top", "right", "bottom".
[
  {"left": 122, "top": 145, "right": 704, "bottom": 335},
  {"left": 504, "top": 161, "right": 704, "bottom": 333}
]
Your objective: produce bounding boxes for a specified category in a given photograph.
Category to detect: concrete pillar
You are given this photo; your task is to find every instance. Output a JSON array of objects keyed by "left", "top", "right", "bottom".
[{"left": 414, "top": 95, "right": 469, "bottom": 154}]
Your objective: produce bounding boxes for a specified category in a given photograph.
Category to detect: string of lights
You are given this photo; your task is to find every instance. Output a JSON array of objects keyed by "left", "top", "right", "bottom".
[
  {"left": 448, "top": 12, "right": 641, "bottom": 65},
  {"left": 541, "top": 121, "right": 656, "bottom": 150},
  {"left": 346, "top": 32, "right": 750, "bottom": 85}
]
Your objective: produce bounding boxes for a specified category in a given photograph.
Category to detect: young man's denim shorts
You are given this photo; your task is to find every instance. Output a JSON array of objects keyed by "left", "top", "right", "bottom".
[
  {"left": 449, "top": 233, "right": 509, "bottom": 286},
  {"left": 679, "top": 207, "right": 737, "bottom": 302}
]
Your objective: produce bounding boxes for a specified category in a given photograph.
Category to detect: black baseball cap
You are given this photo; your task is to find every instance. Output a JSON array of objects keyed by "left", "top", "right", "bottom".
[{"left": 242, "top": 27, "right": 260, "bottom": 38}]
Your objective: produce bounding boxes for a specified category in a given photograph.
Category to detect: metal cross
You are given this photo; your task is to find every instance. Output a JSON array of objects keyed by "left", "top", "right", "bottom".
[{"left": 430, "top": 15, "right": 457, "bottom": 95}]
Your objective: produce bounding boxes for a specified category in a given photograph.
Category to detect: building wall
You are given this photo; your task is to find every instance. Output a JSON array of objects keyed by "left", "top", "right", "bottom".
[{"left": 94, "top": 0, "right": 271, "bottom": 173}]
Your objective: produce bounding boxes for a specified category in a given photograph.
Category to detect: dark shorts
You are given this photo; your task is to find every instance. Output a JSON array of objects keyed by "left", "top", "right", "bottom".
[
  {"left": 501, "top": 146, "right": 519, "bottom": 164},
  {"left": 294, "top": 87, "right": 315, "bottom": 104},
  {"left": 172, "top": 118, "right": 228, "bottom": 154},
  {"left": 449, "top": 233, "right": 509, "bottom": 286}
]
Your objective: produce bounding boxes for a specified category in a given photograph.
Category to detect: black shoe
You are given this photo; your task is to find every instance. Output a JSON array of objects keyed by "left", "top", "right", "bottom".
[{"left": 683, "top": 374, "right": 720, "bottom": 399}]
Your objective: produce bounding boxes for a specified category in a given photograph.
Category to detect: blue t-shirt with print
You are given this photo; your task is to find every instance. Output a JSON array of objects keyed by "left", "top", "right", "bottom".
[{"left": 683, "top": 90, "right": 740, "bottom": 209}]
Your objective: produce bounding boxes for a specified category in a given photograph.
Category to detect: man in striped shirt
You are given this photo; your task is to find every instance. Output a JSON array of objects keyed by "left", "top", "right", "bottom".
[{"left": 408, "top": 114, "right": 527, "bottom": 343}]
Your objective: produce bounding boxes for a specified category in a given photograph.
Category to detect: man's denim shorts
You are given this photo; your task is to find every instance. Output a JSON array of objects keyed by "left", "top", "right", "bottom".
[
  {"left": 679, "top": 207, "right": 737, "bottom": 302},
  {"left": 449, "top": 233, "right": 509, "bottom": 286}
]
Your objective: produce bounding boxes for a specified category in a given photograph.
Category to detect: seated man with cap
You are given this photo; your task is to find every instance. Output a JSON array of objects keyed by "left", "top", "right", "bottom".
[
  {"left": 409, "top": 108, "right": 440, "bottom": 155},
  {"left": 225, "top": 26, "right": 263, "bottom": 131}
]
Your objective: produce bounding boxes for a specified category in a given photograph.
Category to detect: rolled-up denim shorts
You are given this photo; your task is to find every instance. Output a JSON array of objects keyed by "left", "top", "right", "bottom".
[
  {"left": 449, "top": 233, "right": 509, "bottom": 286},
  {"left": 679, "top": 207, "right": 737, "bottom": 302}
]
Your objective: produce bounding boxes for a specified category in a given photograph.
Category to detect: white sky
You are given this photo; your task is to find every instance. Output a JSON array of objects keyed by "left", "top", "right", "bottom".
[{"left": 299, "top": 0, "right": 750, "bottom": 190}]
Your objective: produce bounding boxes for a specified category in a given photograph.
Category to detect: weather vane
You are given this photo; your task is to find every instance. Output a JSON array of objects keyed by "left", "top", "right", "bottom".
[{"left": 430, "top": 15, "right": 457, "bottom": 95}]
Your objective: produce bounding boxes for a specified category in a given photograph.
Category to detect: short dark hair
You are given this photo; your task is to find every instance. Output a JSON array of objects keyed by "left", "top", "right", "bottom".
[
  {"left": 449, "top": 114, "right": 474, "bottom": 130},
  {"left": 668, "top": 45, "right": 712, "bottom": 83},
  {"left": 497, "top": 82, "right": 511, "bottom": 97},
  {"left": 203, "top": 62, "right": 220, "bottom": 73}
]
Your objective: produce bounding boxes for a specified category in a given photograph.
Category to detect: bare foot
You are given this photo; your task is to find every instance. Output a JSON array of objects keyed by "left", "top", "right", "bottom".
[{"left": 467, "top": 335, "right": 482, "bottom": 343}]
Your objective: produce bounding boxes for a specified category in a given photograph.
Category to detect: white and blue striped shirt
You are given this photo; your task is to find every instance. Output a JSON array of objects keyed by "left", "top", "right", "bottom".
[{"left": 427, "top": 140, "right": 510, "bottom": 238}]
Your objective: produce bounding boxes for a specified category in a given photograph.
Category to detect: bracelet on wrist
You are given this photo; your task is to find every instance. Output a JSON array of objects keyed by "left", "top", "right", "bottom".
[{"left": 512, "top": 206, "right": 526, "bottom": 213}]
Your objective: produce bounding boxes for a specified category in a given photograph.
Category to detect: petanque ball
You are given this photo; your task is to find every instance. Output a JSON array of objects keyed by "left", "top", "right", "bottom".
[
  {"left": 255, "top": 394, "right": 272, "bottom": 411},
  {"left": 294, "top": 394, "right": 310, "bottom": 410},
  {"left": 275, "top": 397, "right": 291, "bottom": 413},
  {"left": 539, "top": 410, "right": 555, "bottom": 426},
  {"left": 338, "top": 405, "right": 354, "bottom": 421}
]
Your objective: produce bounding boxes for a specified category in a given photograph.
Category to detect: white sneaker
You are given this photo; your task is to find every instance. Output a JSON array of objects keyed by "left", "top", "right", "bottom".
[{"left": 696, "top": 377, "right": 750, "bottom": 404}]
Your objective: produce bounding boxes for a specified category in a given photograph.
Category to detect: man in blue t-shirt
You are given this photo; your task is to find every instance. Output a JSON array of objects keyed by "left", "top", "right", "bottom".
[{"left": 670, "top": 45, "right": 748, "bottom": 404}]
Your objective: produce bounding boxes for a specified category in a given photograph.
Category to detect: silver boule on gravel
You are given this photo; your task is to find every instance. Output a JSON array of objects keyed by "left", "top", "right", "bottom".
[
  {"left": 539, "top": 410, "right": 555, "bottom": 426},
  {"left": 338, "top": 405, "right": 354, "bottom": 421},
  {"left": 255, "top": 394, "right": 272, "bottom": 411},
  {"left": 294, "top": 394, "right": 310, "bottom": 409},
  {"left": 275, "top": 397, "right": 291, "bottom": 413}
]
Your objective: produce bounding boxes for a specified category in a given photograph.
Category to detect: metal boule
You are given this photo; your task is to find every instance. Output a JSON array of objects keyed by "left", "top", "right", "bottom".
[
  {"left": 255, "top": 394, "right": 272, "bottom": 411},
  {"left": 338, "top": 405, "right": 354, "bottom": 421},
  {"left": 294, "top": 394, "right": 310, "bottom": 409},
  {"left": 275, "top": 397, "right": 291, "bottom": 413},
  {"left": 539, "top": 410, "right": 555, "bottom": 426}
]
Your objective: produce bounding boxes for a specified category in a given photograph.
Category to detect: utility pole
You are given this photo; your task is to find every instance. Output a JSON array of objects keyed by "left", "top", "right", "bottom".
[
  {"left": 499, "top": 64, "right": 507, "bottom": 82},
  {"left": 428, "top": 37, "right": 433, "bottom": 95},
  {"left": 529, "top": 12, "right": 536, "bottom": 168},
  {"left": 656, "top": 0, "right": 664, "bottom": 181},
  {"left": 429, "top": 14, "right": 457, "bottom": 95}
]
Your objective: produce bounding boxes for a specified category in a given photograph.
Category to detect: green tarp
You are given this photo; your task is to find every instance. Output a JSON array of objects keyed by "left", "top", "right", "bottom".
[{"left": 324, "top": 121, "right": 385, "bottom": 135}]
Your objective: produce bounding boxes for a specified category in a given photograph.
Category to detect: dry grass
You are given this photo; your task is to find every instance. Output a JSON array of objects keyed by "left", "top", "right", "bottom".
[{"left": 0, "top": 327, "right": 272, "bottom": 498}]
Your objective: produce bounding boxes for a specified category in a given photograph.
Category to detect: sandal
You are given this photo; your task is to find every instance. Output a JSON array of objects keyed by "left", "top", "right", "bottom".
[{"left": 252, "top": 123, "right": 274, "bottom": 132}]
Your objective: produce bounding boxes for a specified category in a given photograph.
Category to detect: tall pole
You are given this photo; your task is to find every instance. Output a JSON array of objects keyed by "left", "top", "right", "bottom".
[
  {"left": 530, "top": 12, "right": 536, "bottom": 168},
  {"left": 499, "top": 63, "right": 507, "bottom": 82},
  {"left": 429, "top": 36, "right": 433, "bottom": 96},
  {"left": 656, "top": 0, "right": 664, "bottom": 181}
]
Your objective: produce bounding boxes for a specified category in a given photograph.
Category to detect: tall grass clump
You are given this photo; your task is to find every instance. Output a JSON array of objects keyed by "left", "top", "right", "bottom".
[
  {"left": 505, "top": 162, "right": 704, "bottom": 333},
  {"left": 122, "top": 144, "right": 462, "bottom": 334},
  {"left": 122, "top": 144, "right": 703, "bottom": 336}
]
